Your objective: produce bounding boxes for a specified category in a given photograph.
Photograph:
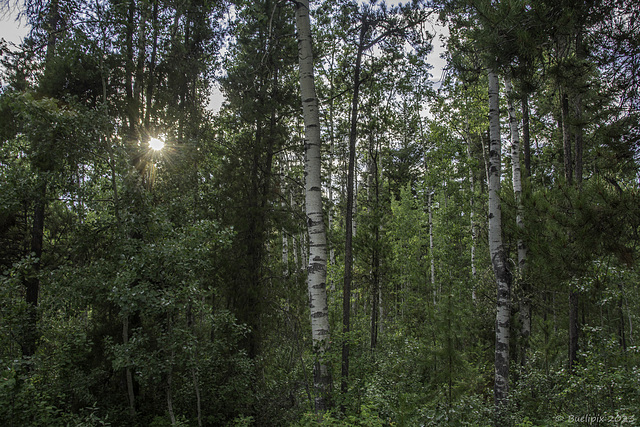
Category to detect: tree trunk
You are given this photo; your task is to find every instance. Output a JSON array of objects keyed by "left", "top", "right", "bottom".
[
  {"left": 23, "top": 183, "right": 45, "bottom": 357},
  {"left": 488, "top": 69, "right": 511, "bottom": 416},
  {"left": 569, "top": 291, "right": 579, "bottom": 371},
  {"left": 463, "top": 93, "right": 477, "bottom": 299},
  {"left": 428, "top": 191, "right": 436, "bottom": 305},
  {"left": 144, "top": 0, "right": 159, "bottom": 128},
  {"left": 505, "top": 78, "right": 530, "bottom": 366},
  {"left": 294, "top": 0, "right": 331, "bottom": 413},
  {"left": 574, "top": 30, "right": 584, "bottom": 187},
  {"left": 464, "top": 134, "right": 477, "bottom": 302},
  {"left": 123, "top": 316, "right": 136, "bottom": 417},
  {"left": 521, "top": 94, "right": 531, "bottom": 176},
  {"left": 369, "top": 140, "right": 380, "bottom": 352},
  {"left": 561, "top": 92, "right": 573, "bottom": 186},
  {"left": 134, "top": 3, "right": 147, "bottom": 108},
  {"left": 560, "top": 83, "right": 580, "bottom": 371},
  {"left": 167, "top": 358, "right": 176, "bottom": 426},
  {"left": 125, "top": 0, "right": 136, "bottom": 139},
  {"left": 342, "top": 18, "right": 368, "bottom": 400},
  {"left": 23, "top": 0, "right": 61, "bottom": 359}
]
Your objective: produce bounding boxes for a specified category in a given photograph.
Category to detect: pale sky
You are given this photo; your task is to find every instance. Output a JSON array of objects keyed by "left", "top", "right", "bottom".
[
  {"left": 0, "top": 7, "right": 28, "bottom": 47},
  {"left": 0, "top": 3, "right": 446, "bottom": 112}
]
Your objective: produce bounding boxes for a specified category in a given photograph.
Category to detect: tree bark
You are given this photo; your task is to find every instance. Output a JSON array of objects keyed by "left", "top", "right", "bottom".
[
  {"left": 505, "top": 78, "right": 530, "bottom": 366},
  {"left": 463, "top": 129, "right": 477, "bottom": 302},
  {"left": 144, "top": 0, "right": 159, "bottom": 128},
  {"left": 123, "top": 315, "right": 136, "bottom": 417},
  {"left": 569, "top": 290, "right": 579, "bottom": 371},
  {"left": 521, "top": 94, "right": 531, "bottom": 176},
  {"left": 342, "top": 17, "right": 368, "bottom": 400},
  {"left": 560, "top": 83, "right": 580, "bottom": 371},
  {"left": 574, "top": 31, "right": 584, "bottom": 187},
  {"left": 294, "top": 0, "right": 331, "bottom": 413},
  {"left": 125, "top": 0, "right": 136, "bottom": 139},
  {"left": 23, "top": 0, "right": 61, "bottom": 359},
  {"left": 23, "top": 183, "right": 45, "bottom": 357},
  {"left": 428, "top": 191, "right": 436, "bottom": 305},
  {"left": 488, "top": 69, "right": 511, "bottom": 416},
  {"left": 561, "top": 92, "right": 573, "bottom": 186},
  {"left": 369, "top": 139, "right": 380, "bottom": 352}
]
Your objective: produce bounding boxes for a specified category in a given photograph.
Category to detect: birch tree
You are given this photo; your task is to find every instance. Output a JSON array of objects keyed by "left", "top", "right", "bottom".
[
  {"left": 505, "top": 77, "right": 530, "bottom": 364},
  {"left": 487, "top": 68, "right": 512, "bottom": 416},
  {"left": 294, "top": 0, "right": 331, "bottom": 413}
]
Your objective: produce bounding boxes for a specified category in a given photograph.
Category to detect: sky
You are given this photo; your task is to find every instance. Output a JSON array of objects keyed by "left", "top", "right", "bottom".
[
  {"left": 0, "top": 7, "right": 28, "bottom": 47},
  {"left": 0, "top": 3, "right": 447, "bottom": 112}
]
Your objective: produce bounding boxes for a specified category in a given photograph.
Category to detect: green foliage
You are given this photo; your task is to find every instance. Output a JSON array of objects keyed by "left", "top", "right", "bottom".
[
  {"left": 0, "top": 0, "right": 639, "bottom": 425},
  {"left": 293, "top": 404, "right": 385, "bottom": 427}
]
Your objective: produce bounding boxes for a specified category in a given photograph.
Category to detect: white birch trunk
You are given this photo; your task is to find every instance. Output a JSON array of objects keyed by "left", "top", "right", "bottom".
[
  {"left": 294, "top": 0, "right": 331, "bottom": 413},
  {"left": 505, "top": 78, "right": 527, "bottom": 269},
  {"left": 488, "top": 69, "right": 511, "bottom": 413},
  {"left": 506, "top": 78, "right": 531, "bottom": 365}
]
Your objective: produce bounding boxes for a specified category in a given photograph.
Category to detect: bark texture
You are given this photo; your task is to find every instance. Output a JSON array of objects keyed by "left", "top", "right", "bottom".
[
  {"left": 488, "top": 70, "right": 512, "bottom": 414},
  {"left": 342, "top": 16, "right": 369, "bottom": 400},
  {"left": 294, "top": 0, "right": 331, "bottom": 413},
  {"left": 506, "top": 78, "right": 530, "bottom": 365}
]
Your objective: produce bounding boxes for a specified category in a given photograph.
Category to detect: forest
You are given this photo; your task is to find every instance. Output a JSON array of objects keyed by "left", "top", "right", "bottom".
[{"left": 0, "top": 0, "right": 639, "bottom": 425}]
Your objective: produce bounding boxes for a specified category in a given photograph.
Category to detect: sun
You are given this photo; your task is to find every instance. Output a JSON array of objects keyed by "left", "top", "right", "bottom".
[{"left": 149, "top": 137, "right": 165, "bottom": 151}]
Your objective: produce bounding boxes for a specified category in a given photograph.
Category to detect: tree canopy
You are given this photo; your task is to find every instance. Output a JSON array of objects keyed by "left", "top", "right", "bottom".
[{"left": 0, "top": 0, "right": 639, "bottom": 425}]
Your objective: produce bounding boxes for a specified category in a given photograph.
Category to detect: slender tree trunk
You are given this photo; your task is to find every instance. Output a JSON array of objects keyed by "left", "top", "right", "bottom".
[
  {"left": 428, "top": 191, "right": 436, "bottom": 305},
  {"left": 462, "top": 91, "right": 477, "bottom": 294},
  {"left": 191, "top": 363, "right": 202, "bottom": 427},
  {"left": 43, "top": 0, "right": 60, "bottom": 79},
  {"left": 23, "top": 184, "right": 45, "bottom": 357},
  {"left": 144, "top": 0, "right": 159, "bottom": 128},
  {"left": 125, "top": 0, "right": 136, "bottom": 138},
  {"left": 574, "top": 100, "right": 583, "bottom": 187},
  {"left": 123, "top": 316, "right": 136, "bottom": 417},
  {"left": 488, "top": 69, "right": 512, "bottom": 417},
  {"left": 134, "top": 4, "right": 147, "bottom": 108},
  {"left": 506, "top": 78, "right": 530, "bottom": 366},
  {"left": 574, "top": 30, "right": 584, "bottom": 187},
  {"left": 294, "top": 0, "right": 331, "bottom": 413},
  {"left": 618, "top": 284, "right": 627, "bottom": 351},
  {"left": 521, "top": 94, "right": 531, "bottom": 176},
  {"left": 561, "top": 92, "right": 573, "bottom": 186},
  {"left": 569, "top": 290, "right": 579, "bottom": 370},
  {"left": 292, "top": 232, "right": 299, "bottom": 274},
  {"left": 342, "top": 19, "right": 368, "bottom": 400},
  {"left": 328, "top": 44, "right": 337, "bottom": 270},
  {"left": 560, "top": 83, "right": 580, "bottom": 371},
  {"left": 370, "top": 142, "right": 380, "bottom": 351},
  {"left": 23, "top": 0, "right": 61, "bottom": 359},
  {"left": 167, "top": 358, "right": 176, "bottom": 426},
  {"left": 463, "top": 119, "right": 477, "bottom": 302},
  {"left": 283, "top": 228, "right": 289, "bottom": 278}
]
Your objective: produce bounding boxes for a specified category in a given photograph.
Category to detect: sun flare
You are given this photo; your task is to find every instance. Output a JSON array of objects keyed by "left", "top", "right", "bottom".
[{"left": 149, "top": 137, "right": 165, "bottom": 151}]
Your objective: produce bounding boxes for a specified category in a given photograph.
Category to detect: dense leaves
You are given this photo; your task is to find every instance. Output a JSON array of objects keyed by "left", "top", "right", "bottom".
[{"left": 0, "top": 0, "right": 639, "bottom": 425}]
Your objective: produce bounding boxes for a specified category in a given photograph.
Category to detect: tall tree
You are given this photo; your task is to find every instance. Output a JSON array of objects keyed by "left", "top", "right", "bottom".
[
  {"left": 20, "top": 0, "right": 62, "bottom": 359},
  {"left": 505, "top": 77, "right": 530, "bottom": 365},
  {"left": 339, "top": 1, "right": 430, "bottom": 400},
  {"left": 294, "top": 0, "right": 331, "bottom": 413},
  {"left": 487, "top": 68, "right": 511, "bottom": 416}
]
